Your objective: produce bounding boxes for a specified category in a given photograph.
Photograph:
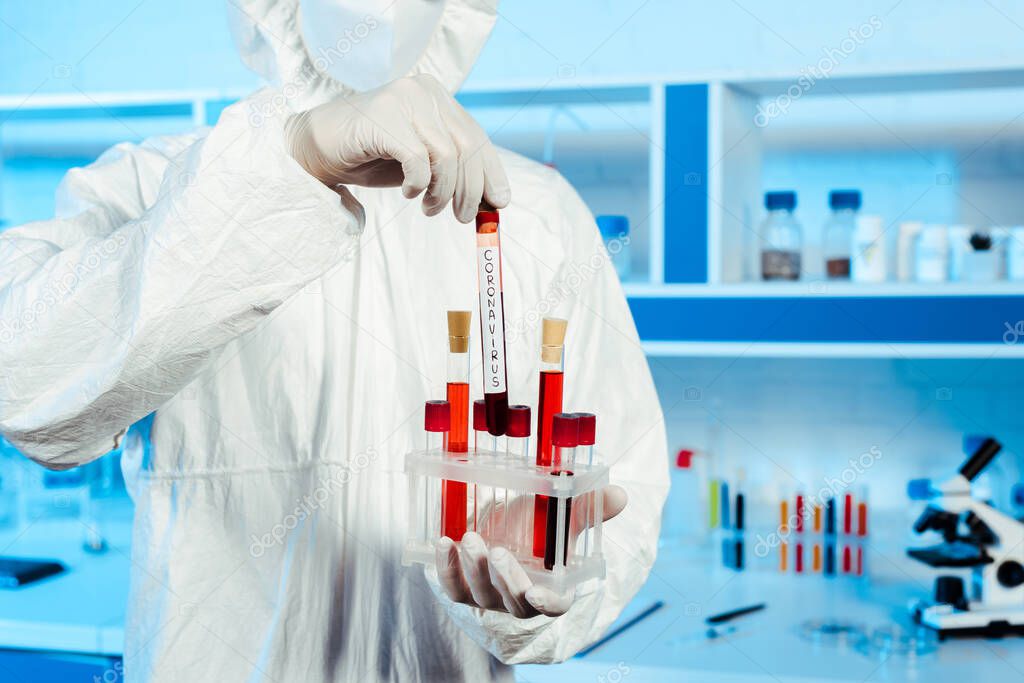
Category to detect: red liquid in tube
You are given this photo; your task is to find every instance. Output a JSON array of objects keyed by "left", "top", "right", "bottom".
[
  {"left": 476, "top": 209, "right": 508, "bottom": 436},
  {"left": 446, "top": 382, "right": 469, "bottom": 454},
  {"left": 442, "top": 312, "right": 471, "bottom": 541},
  {"left": 533, "top": 370, "right": 564, "bottom": 557}
]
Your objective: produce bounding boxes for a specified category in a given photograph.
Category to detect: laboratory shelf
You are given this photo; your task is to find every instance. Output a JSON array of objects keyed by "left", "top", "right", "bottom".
[
  {"left": 625, "top": 288, "right": 1024, "bottom": 357},
  {"left": 5, "top": 65, "right": 1024, "bottom": 358}
]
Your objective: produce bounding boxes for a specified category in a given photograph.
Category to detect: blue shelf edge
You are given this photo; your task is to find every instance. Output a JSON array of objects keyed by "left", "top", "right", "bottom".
[{"left": 627, "top": 295, "right": 1024, "bottom": 344}]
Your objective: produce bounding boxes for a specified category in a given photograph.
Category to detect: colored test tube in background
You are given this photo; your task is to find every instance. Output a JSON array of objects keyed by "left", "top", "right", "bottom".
[{"left": 779, "top": 499, "right": 789, "bottom": 572}]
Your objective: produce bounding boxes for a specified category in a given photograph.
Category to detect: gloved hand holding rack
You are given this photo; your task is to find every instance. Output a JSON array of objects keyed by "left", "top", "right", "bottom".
[{"left": 403, "top": 206, "right": 614, "bottom": 616}]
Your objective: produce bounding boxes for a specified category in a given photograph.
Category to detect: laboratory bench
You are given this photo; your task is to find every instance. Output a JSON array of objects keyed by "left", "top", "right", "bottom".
[
  {"left": 0, "top": 499, "right": 132, "bottom": 659},
  {"left": 520, "top": 541, "right": 1024, "bottom": 683},
  {"left": 5, "top": 508, "right": 1024, "bottom": 682}
]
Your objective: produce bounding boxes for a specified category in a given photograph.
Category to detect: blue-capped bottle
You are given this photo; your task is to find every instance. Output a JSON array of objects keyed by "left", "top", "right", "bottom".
[
  {"left": 759, "top": 191, "right": 802, "bottom": 281},
  {"left": 824, "top": 190, "right": 861, "bottom": 279}
]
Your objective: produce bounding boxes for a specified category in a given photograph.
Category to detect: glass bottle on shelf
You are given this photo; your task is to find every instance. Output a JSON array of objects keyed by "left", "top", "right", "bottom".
[
  {"left": 823, "top": 190, "right": 860, "bottom": 279},
  {"left": 759, "top": 191, "right": 802, "bottom": 281}
]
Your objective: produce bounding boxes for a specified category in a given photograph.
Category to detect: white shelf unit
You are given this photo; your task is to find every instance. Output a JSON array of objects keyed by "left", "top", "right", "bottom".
[{"left": 4, "top": 65, "right": 1024, "bottom": 357}]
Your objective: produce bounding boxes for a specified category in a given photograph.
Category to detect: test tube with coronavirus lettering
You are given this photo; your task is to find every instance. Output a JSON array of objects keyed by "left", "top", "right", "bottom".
[
  {"left": 545, "top": 413, "right": 579, "bottom": 570},
  {"left": 476, "top": 203, "right": 509, "bottom": 436},
  {"left": 533, "top": 318, "right": 568, "bottom": 558},
  {"left": 424, "top": 400, "right": 450, "bottom": 541}
]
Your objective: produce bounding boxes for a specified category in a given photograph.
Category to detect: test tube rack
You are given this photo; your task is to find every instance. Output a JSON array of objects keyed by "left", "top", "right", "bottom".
[{"left": 403, "top": 447, "right": 609, "bottom": 594}]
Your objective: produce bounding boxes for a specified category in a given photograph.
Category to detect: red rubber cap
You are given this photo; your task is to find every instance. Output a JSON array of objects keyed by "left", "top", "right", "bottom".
[
  {"left": 424, "top": 400, "right": 450, "bottom": 433},
  {"left": 473, "top": 399, "right": 487, "bottom": 431},
  {"left": 551, "top": 413, "right": 580, "bottom": 448},
  {"left": 676, "top": 449, "right": 694, "bottom": 469},
  {"left": 507, "top": 405, "right": 531, "bottom": 438},
  {"left": 575, "top": 413, "right": 596, "bottom": 446}
]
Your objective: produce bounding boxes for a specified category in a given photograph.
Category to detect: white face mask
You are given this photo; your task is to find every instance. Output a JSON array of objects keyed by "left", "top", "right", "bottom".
[{"left": 300, "top": 0, "right": 447, "bottom": 92}]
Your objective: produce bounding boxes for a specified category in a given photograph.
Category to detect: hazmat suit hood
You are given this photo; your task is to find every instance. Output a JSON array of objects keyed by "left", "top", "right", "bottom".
[{"left": 227, "top": 0, "right": 498, "bottom": 107}]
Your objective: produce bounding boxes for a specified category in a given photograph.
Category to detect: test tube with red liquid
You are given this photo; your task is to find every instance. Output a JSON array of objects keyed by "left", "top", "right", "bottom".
[
  {"left": 424, "top": 400, "right": 450, "bottom": 541},
  {"left": 476, "top": 204, "right": 508, "bottom": 436},
  {"left": 442, "top": 312, "right": 471, "bottom": 541},
  {"left": 533, "top": 317, "right": 568, "bottom": 558},
  {"left": 545, "top": 413, "right": 578, "bottom": 570}
]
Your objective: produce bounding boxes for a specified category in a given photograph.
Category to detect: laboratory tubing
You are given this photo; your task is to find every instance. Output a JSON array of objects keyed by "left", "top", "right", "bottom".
[
  {"left": 545, "top": 413, "right": 579, "bottom": 570},
  {"left": 424, "top": 400, "right": 450, "bottom": 541},
  {"left": 759, "top": 191, "right": 802, "bottom": 281},
  {"left": 852, "top": 215, "right": 887, "bottom": 282},
  {"left": 475, "top": 203, "right": 509, "bottom": 436},
  {"left": 534, "top": 317, "right": 567, "bottom": 557},
  {"left": 823, "top": 190, "right": 860, "bottom": 279}
]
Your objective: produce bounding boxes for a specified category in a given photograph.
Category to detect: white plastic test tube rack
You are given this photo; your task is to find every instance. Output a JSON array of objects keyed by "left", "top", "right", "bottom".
[{"left": 403, "top": 447, "right": 609, "bottom": 594}]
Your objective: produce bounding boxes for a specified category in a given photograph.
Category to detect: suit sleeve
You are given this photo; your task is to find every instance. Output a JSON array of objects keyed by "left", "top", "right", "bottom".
[{"left": 0, "top": 89, "right": 363, "bottom": 469}]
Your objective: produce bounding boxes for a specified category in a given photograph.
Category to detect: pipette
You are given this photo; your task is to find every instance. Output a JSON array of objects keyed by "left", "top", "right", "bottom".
[{"left": 475, "top": 203, "right": 508, "bottom": 436}]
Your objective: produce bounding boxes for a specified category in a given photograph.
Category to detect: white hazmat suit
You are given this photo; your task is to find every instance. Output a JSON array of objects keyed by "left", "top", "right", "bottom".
[{"left": 0, "top": 0, "right": 669, "bottom": 680}]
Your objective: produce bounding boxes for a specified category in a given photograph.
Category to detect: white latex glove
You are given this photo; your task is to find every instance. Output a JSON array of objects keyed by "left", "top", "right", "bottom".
[
  {"left": 285, "top": 74, "right": 510, "bottom": 223},
  {"left": 435, "top": 486, "right": 628, "bottom": 619}
]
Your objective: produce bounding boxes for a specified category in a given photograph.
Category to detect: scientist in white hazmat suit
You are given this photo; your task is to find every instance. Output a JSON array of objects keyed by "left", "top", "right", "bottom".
[{"left": 0, "top": 0, "right": 668, "bottom": 679}]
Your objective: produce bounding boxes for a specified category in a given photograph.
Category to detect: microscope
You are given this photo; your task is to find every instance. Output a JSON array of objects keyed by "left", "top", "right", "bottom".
[{"left": 907, "top": 438, "right": 1024, "bottom": 638}]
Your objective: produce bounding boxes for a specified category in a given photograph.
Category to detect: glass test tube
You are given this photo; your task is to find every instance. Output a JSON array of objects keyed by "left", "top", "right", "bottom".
[
  {"left": 533, "top": 317, "right": 568, "bottom": 558},
  {"left": 574, "top": 413, "right": 597, "bottom": 557},
  {"left": 504, "top": 405, "right": 531, "bottom": 552},
  {"left": 545, "top": 413, "right": 578, "bottom": 570},
  {"left": 473, "top": 399, "right": 490, "bottom": 536},
  {"left": 442, "top": 312, "right": 471, "bottom": 541},
  {"left": 424, "top": 400, "right": 450, "bottom": 543},
  {"left": 475, "top": 204, "right": 509, "bottom": 436}
]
